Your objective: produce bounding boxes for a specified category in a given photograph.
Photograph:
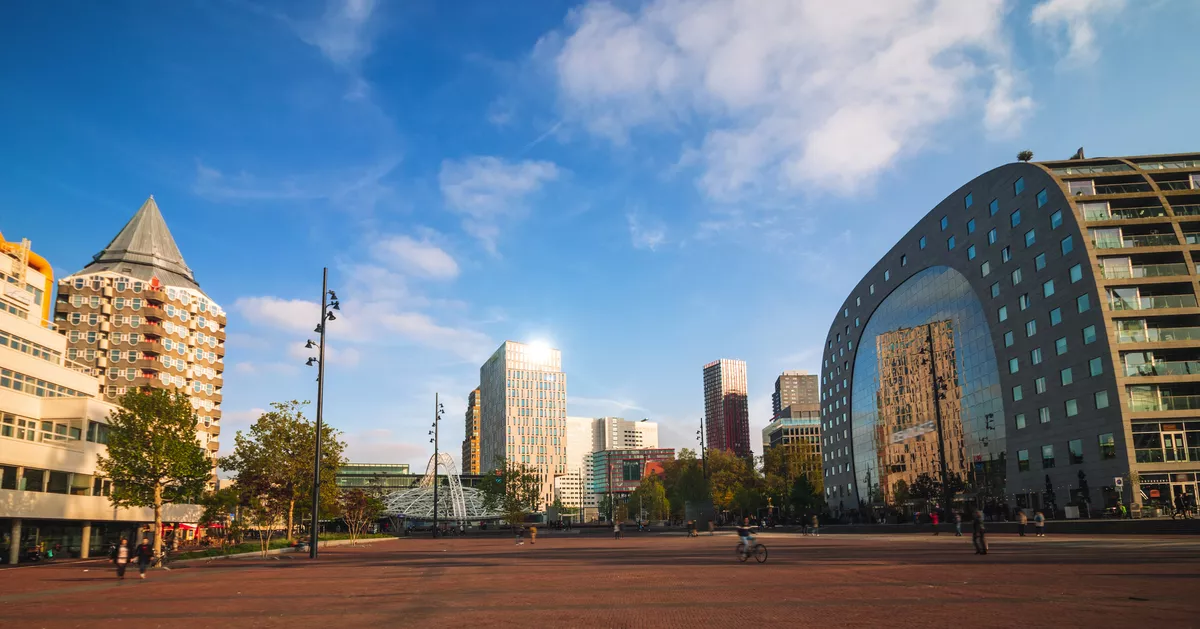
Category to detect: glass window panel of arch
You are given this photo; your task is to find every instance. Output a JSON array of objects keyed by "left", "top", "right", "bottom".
[{"left": 850, "top": 266, "right": 1006, "bottom": 510}]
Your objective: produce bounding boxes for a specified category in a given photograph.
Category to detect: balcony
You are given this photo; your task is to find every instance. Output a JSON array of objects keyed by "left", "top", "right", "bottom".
[
  {"left": 1083, "top": 206, "right": 1167, "bottom": 221},
  {"left": 1125, "top": 361, "right": 1200, "bottom": 377},
  {"left": 1099, "top": 263, "right": 1190, "bottom": 279},
  {"left": 1092, "top": 233, "right": 1178, "bottom": 249},
  {"left": 1117, "top": 327, "right": 1200, "bottom": 344},
  {"left": 1093, "top": 182, "right": 1154, "bottom": 195},
  {"left": 1172, "top": 204, "right": 1200, "bottom": 217},
  {"left": 1158, "top": 180, "right": 1197, "bottom": 191},
  {"left": 1130, "top": 394, "right": 1200, "bottom": 412},
  {"left": 1108, "top": 294, "right": 1198, "bottom": 311},
  {"left": 1184, "top": 233, "right": 1200, "bottom": 245},
  {"left": 1051, "top": 163, "right": 1134, "bottom": 176}
]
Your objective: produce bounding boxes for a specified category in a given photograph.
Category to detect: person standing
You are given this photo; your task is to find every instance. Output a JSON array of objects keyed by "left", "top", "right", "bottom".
[
  {"left": 810, "top": 514, "right": 820, "bottom": 537},
  {"left": 112, "top": 539, "right": 130, "bottom": 580},
  {"left": 134, "top": 538, "right": 154, "bottom": 579},
  {"left": 1017, "top": 510, "right": 1028, "bottom": 537},
  {"left": 529, "top": 525, "right": 538, "bottom": 545},
  {"left": 613, "top": 520, "right": 621, "bottom": 540},
  {"left": 513, "top": 523, "right": 524, "bottom": 546},
  {"left": 1034, "top": 511, "right": 1046, "bottom": 537},
  {"left": 931, "top": 511, "right": 940, "bottom": 536},
  {"left": 971, "top": 510, "right": 987, "bottom": 555},
  {"left": 954, "top": 511, "right": 963, "bottom": 537}
]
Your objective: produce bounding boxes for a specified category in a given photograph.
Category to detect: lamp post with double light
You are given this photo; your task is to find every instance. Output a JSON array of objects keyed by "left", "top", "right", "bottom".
[{"left": 303, "top": 267, "right": 339, "bottom": 559}]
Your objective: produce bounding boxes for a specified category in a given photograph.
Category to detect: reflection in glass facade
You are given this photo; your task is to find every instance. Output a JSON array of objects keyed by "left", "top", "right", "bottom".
[{"left": 851, "top": 266, "right": 1006, "bottom": 507}]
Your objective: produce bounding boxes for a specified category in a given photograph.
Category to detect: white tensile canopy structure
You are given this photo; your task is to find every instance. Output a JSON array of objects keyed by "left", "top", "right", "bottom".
[{"left": 381, "top": 453, "right": 503, "bottom": 522}]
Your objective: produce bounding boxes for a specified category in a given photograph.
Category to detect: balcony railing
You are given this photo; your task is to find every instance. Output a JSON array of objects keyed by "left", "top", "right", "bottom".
[
  {"left": 1125, "top": 361, "right": 1200, "bottom": 377},
  {"left": 1172, "top": 204, "right": 1200, "bottom": 217},
  {"left": 1083, "top": 206, "right": 1167, "bottom": 221},
  {"left": 1117, "top": 327, "right": 1200, "bottom": 344},
  {"left": 1052, "top": 164, "right": 1134, "bottom": 175},
  {"left": 1099, "top": 263, "right": 1189, "bottom": 279},
  {"left": 1138, "top": 160, "right": 1200, "bottom": 171},
  {"left": 1093, "top": 182, "right": 1154, "bottom": 195},
  {"left": 1108, "top": 294, "right": 1199, "bottom": 311},
  {"left": 1158, "top": 180, "right": 1195, "bottom": 191},
  {"left": 1092, "top": 234, "right": 1179, "bottom": 249},
  {"left": 1130, "top": 394, "right": 1200, "bottom": 412}
]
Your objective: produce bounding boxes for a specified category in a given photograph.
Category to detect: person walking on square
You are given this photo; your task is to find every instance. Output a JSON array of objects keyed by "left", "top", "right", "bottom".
[
  {"left": 1017, "top": 510, "right": 1028, "bottom": 536},
  {"left": 134, "top": 538, "right": 154, "bottom": 579},
  {"left": 931, "top": 511, "right": 940, "bottom": 535},
  {"left": 810, "top": 514, "right": 820, "bottom": 537},
  {"left": 529, "top": 525, "right": 538, "bottom": 545},
  {"left": 1034, "top": 511, "right": 1046, "bottom": 537},
  {"left": 112, "top": 538, "right": 130, "bottom": 580},
  {"left": 954, "top": 511, "right": 962, "bottom": 537},
  {"left": 971, "top": 510, "right": 987, "bottom": 555},
  {"left": 513, "top": 523, "right": 524, "bottom": 546},
  {"left": 613, "top": 520, "right": 621, "bottom": 540},
  {"left": 708, "top": 520, "right": 714, "bottom": 536}
]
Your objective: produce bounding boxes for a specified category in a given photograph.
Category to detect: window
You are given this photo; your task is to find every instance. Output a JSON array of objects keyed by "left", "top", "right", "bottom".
[
  {"left": 1016, "top": 413, "right": 1027, "bottom": 429},
  {"left": 1026, "top": 319, "right": 1037, "bottom": 337},
  {"left": 1031, "top": 348, "right": 1043, "bottom": 364},
  {"left": 981, "top": 261, "right": 991, "bottom": 277},
  {"left": 1089, "top": 357, "right": 1103, "bottom": 376},
  {"left": 1042, "top": 444, "right": 1055, "bottom": 468},
  {"left": 1003, "top": 246, "right": 1012, "bottom": 263},
  {"left": 965, "top": 192, "right": 974, "bottom": 209},
  {"left": 1043, "top": 279, "right": 1055, "bottom": 297},
  {"left": 1038, "top": 189, "right": 1049, "bottom": 208},
  {"left": 1065, "top": 398, "right": 1078, "bottom": 416},
  {"left": 1004, "top": 331, "right": 1014, "bottom": 347},
  {"left": 1069, "top": 439, "right": 1084, "bottom": 465},
  {"left": 884, "top": 270, "right": 891, "bottom": 281},
  {"left": 900, "top": 255, "right": 907, "bottom": 267},
  {"left": 1055, "top": 337, "right": 1068, "bottom": 355},
  {"left": 968, "top": 245, "right": 977, "bottom": 260},
  {"left": 1050, "top": 209, "right": 1062, "bottom": 228},
  {"left": 1018, "top": 449, "right": 1030, "bottom": 471},
  {"left": 940, "top": 216, "right": 949, "bottom": 230},
  {"left": 998, "top": 306, "right": 1008, "bottom": 322},
  {"left": 1012, "top": 385, "right": 1023, "bottom": 401},
  {"left": 991, "top": 282, "right": 1001, "bottom": 298},
  {"left": 988, "top": 228, "right": 997, "bottom": 245},
  {"left": 1050, "top": 308, "right": 1062, "bottom": 326},
  {"left": 870, "top": 284, "right": 875, "bottom": 295},
  {"left": 1019, "top": 294, "right": 1031, "bottom": 310},
  {"left": 1009, "top": 357, "right": 1019, "bottom": 374},
  {"left": 990, "top": 199, "right": 999, "bottom": 216},
  {"left": 1039, "top": 407, "right": 1051, "bottom": 424},
  {"left": 1035, "top": 377, "right": 1047, "bottom": 394},
  {"left": 967, "top": 219, "right": 977, "bottom": 235},
  {"left": 947, "top": 235, "right": 956, "bottom": 250},
  {"left": 1070, "top": 264, "right": 1082, "bottom": 283},
  {"left": 1035, "top": 253, "right": 1047, "bottom": 271},
  {"left": 1099, "top": 433, "right": 1116, "bottom": 459},
  {"left": 919, "top": 236, "right": 927, "bottom": 249},
  {"left": 1095, "top": 390, "right": 1110, "bottom": 409},
  {"left": 1011, "top": 209, "right": 1021, "bottom": 227},
  {"left": 1083, "top": 325, "right": 1097, "bottom": 344},
  {"left": 1025, "top": 229, "right": 1036, "bottom": 247},
  {"left": 1077, "top": 293, "right": 1090, "bottom": 313},
  {"left": 1061, "top": 236, "right": 1074, "bottom": 255},
  {"left": 1012, "top": 268, "right": 1022, "bottom": 285}
]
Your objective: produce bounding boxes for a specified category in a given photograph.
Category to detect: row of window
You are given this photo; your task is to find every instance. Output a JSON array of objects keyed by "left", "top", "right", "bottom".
[
  {"left": 0, "top": 368, "right": 89, "bottom": 398},
  {"left": 1, "top": 413, "right": 82, "bottom": 443},
  {"left": 0, "top": 300, "right": 30, "bottom": 320},
  {"left": 67, "top": 276, "right": 224, "bottom": 317},
  {"left": 1016, "top": 433, "right": 1116, "bottom": 471},
  {"left": 0, "top": 328, "right": 62, "bottom": 364}
]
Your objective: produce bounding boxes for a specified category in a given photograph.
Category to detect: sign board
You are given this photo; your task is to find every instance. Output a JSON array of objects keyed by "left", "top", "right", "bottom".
[
  {"left": 1114, "top": 477, "right": 1124, "bottom": 488},
  {"left": 4, "top": 286, "right": 33, "bottom": 305}
]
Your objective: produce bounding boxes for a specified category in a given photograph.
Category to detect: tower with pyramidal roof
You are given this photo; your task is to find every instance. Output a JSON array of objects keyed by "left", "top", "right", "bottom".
[{"left": 54, "top": 196, "right": 226, "bottom": 473}]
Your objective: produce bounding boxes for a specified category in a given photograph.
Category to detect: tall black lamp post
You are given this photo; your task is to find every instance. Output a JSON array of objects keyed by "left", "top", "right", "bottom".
[
  {"left": 304, "top": 267, "right": 339, "bottom": 559},
  {"left": 430, "top": 394, "right": 444, "bottom": 537}
]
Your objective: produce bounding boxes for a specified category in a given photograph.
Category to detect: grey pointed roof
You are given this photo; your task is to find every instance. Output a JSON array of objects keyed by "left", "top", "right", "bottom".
[{"left": 73, "top": 196, "right": 203, "bottom": 291}]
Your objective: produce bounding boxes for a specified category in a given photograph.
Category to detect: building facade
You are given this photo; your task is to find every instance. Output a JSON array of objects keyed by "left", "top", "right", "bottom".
[
  {"left": 479, "top": 341, "right": 567, "bottom": 509},
  {"left": 762, "top": 416, "right": 823, "bottom": 482},
  {"left": 587, "top": 448, "right": 675, "bottom": 518},
  {"left": 703, "top": 359, "right": 751, "bottom": 457},
  {"left": 821, "top": 152, "right": 1200, "bottom": 518},
  {"left": 334, "top": 463, "right": 485, "bottom": 491},
  {"left": 53, "top": 197, "right": 226, "bottom": 476},
  {"left": 1, "top": 232, "right": 200, "bottom": 564},
  {"left": 462, "top": 388, "right": 481, "bottom": 475},
  {"left": 772, "top": 370, "right": 819, "bottom": 419}
]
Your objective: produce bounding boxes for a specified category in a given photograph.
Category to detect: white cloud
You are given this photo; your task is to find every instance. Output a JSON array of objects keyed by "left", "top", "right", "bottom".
[
  {"left": 570, "top": 396, "right": 648, "bottom": 416},
  {"left": 627, "top": 213, "right": 667, "bottom": 251},
  {"left": 439, "top": 156, "right": 561, "bottom": 253},
  {"left": 231, "top": 361, "right": 299, "bottom": 376},
  {"left": 342, "top": 428, "right": 430, "bottom": 465},
  {"left": 376, "top": 310, "right": 493, "bottom": 363},
  {"left": 541, "top": 0, "right": 1033, "bottom": 199},
  {"left": 370, "top": 235, "right": 459, "bottom": 280},
  {"left": 299, "top": 0, "right": 379, "bottom": 70},
  {"left": 286, "top": 342, "right": 362, "bottom": 367},
  {"left": 222, "top": 408, "right": 266, "bottom": 430},
  {"left": 234, "top": 297, "right": 322, "bottom": 334},
  {"left": 192, "top": 158, "right": 400, "bottom": 213},
  {"left": 1031, "top": 0, "right": 1127, "bottom": 67}
]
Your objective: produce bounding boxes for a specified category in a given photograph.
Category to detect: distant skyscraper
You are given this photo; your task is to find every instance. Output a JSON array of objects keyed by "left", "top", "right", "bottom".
[
  {"left": 54, "top": 197, "right": 225, "bottom": 470},
  {"left": 461, "top": 388, "right": 481, "bottom": 475},
  {"left": 772, "top": 370, "right": 819, "bottom": 419},
  {"left": 479, "top": 341, "right": 567, "bottom": 509},
  {"left": 703, "top": 359, "right": 750, "bottom": 457}
]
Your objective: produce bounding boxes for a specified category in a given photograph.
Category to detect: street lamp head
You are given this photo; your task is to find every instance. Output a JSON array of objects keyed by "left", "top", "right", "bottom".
[
  {"left": 326, "top": 312, "right": 337, "bottom": 321},
  {"left": 305, "top": 357, "right": 318, "bottom": 366},
  {"left": 314, "top": 324, "right": 323, "bottom": 334},
  {"left": 330, "top": 301, "right": 340, "bottom": 311},
  {"left": 328, "top": 290, "right": 338, "bottom": 301},
  {"left": 305, "top": 340, "right": 316, "bottom": 349}
]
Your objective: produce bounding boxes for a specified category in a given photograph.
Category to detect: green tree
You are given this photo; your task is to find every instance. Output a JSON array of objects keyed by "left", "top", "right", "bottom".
[
  {"left": 199, "top": 485, "right": 247, "bottom": 547},
  {"left": 630, "top": 473, "right": 670, "bottom": 521},
  {"left": 660, "top": 449, "right": 709, "bottom": 519},
  {"left": 97, "top": 389, "right": 211, "bottom": 557},
  {"left": 789, "top": 474, "right": 823, "bottom": 516},
  {"left": 706, "top": 448, "right": 756, "bottom": 514},
  {"left": 892, "top": 479, "right": 911, "bottom": 507},
  {"left": 910, "top": 473, "right": 939, "bottom": 507},
  {"left": 480, "top": 458, "right": 541, "bottom": 525},
  {"left": 219, "top": 401, "right": 346, "bottom": 542},
  {"left": 338, "top": 488, "right": 384, "bottom": 541},
  {"left": 1017, "top": 149, "right": 1034, "bottom": 162}
]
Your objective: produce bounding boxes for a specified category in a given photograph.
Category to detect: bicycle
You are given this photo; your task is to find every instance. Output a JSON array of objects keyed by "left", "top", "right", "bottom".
[{"left": 736, "top": 538, "right": 768, "bottom": 563}]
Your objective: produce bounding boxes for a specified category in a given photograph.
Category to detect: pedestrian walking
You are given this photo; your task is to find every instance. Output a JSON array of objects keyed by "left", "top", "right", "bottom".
[
  {"left": 112, "top": 538, "right": 130, "bottom": 580},
  {"left": 810, "top": 514, "right": 820, "bottom": 537},
  {"left": 931, "top": 511, "right": 940, "bottom": 535},
  {"left": 513, "top": 523, "right": 524, "bottom": 545},
  {"left": 529, "top": 525, "right": 538, "bottom": 545},
  {"left": 708, "top": 520, "right": 714, "bottom": 536},
  {"left": 954, "top": 511, "right": 962, "bottom": 537},
  {"left": 1017, "top": 510, "right": 1028, "bottom": 537},
  {"left": 613, "top": 520, "right": 621, "bottom": 540},
  {"left": 1034, "top": 511, "right": 1046, "bottom": 537},
  {"left": 134, "top": 538, "right": 153, "bottom": 579},
  {"left": 971, "top": 510, "right": 988, "bottom": 555}
]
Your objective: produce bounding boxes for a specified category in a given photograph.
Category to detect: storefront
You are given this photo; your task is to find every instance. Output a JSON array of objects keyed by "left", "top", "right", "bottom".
[
  {"left": 1138, "top": 472, "right": 1198, "bottom": 515},
  {"left": 1, "top": 519, "right": 137, "bottom": 563}
]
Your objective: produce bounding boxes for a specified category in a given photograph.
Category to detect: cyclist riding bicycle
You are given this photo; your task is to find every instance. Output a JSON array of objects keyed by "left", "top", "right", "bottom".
[{"left": 736, "top": 517, "right": 754, "bottom": 557}]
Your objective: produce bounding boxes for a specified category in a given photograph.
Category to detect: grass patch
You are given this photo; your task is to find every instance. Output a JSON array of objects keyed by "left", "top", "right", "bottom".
[{"left": 172, "top": 533, "right": 394, "bottom": 561}]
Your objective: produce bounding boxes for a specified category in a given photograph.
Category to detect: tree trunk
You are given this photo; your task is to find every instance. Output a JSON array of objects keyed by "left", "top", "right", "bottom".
[
  {"left": 287, "top": 497, "right": 295, "bottom": 543},
  {"left": 153, "top": 484, "right": 164, "bottom": 558}
]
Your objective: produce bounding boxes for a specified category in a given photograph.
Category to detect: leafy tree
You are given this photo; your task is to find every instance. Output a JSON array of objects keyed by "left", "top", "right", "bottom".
[
  {"left": 338, "top": 488, "right": 384, "bottom": 542},
  {"left": 97, "top": 389, "right": 212, "bottom": 557},
  {"left": 630, "top": 473, "right": 670, "bottom": 521},
  {"left": 789, "top": 474, "right": 823, "bottom": 516},
  {"left": 909, "top": 473, "right": 940, "bottom": 508},
  {"left": 892, "top": 479, "right": 911, "bottom": 507},
  {"left": 660, "top": 449, "right": 708, "bottom": 519},
  {"left": 199, "top": 485, "right": 247, "bottom": 547},
  {"left": 1017, "top": 150, "right": 1034, "bottom": 162},
  {"left": 480, "top": 458, "right": 541, "bottom": 525},
  {"left": 244, "top": 491, "right": 288, "bottom": 557},
  {"left": 219, "top": 401, "right": 345, "bottom": 542},
  {"left": 706, "top": 448, "right": 756, "bottom": 514}
]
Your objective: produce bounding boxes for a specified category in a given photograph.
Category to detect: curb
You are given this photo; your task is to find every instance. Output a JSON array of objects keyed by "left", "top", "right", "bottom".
[{"left": 171, "top": 536, "right": 398, "bottom": 565}]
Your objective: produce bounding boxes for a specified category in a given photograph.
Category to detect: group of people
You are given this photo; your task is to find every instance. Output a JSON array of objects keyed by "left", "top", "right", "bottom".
[{"left": 109, "top": 538, "right": 156, "bottom": 580}]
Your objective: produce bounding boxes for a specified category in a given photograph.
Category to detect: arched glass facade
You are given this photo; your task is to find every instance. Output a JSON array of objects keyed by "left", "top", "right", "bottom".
[{"left": 850, "top": 266, "right": 1006, "bottom": 507}]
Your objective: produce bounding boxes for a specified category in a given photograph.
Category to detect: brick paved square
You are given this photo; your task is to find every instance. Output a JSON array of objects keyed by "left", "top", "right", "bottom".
[{"left": 2, "top": 532, "right": 1198, "bottom": 628}]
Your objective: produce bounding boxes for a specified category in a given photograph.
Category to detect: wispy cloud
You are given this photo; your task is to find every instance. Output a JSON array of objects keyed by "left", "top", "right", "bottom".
[
  {"left": 370, "top": 235, "right": 460, "bottom": 280},
  {"left": 570, "top": 396, "right": 648, "bottom": 416},
  {"left": 627, "top": 213, "right": 667, "bottom": 251},
  {"left": 439, "top": 156, "right": 561, "bottom": 254},
  {"left": 192, "top": 158, "right": 401, "bottom": 214},
  {"left": 1031, "top": 0, "right": 1128, "bottom": 67}
]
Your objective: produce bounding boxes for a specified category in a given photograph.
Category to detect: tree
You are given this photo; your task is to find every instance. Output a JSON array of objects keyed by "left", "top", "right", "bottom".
[
  {"left": 789, "top": 474, "right": 823, "bottom": 516},
  {"left": 219, "top": 401, "right": 345, "bottom": 542},
  {"left": 660, "top": 449, "right": 709, "bottom": 519},
  {"left": 480, "top": 458, "right": 541, "bottom": 526},
  {"left": 910, "top": 473, "right": 939, "bottom": 507},
  {"left": 706, "top": 448, "right": 756, "bottom": 515},
  {"left": 244, "top": 492, "right": 288, "bottom": 557},
  {"left": 199, "top": 485, "right": 247, "bottom": 547},
  {"left": 892, "top": 479, "right": 911, "bottom": 507},
  {"left": 97, "top": 389, "right": 212, "bottom": 558},
  {"left": 1017, "top": 150, "right": 1034, "bottom": 162},
  {"left": 338, "top": 488, "right": 383, "bottom": 542},
  {"left": 630, "top": 473, "right": 670, "bottom": 521}
]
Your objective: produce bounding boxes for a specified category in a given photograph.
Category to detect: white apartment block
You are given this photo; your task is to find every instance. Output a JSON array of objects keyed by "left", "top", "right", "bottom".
[
  {"left": 553, "top": 470, "right": 583, "bottom": 512},
  {"left": 479, "top": 341, "right": 567, "bottom": 510}
]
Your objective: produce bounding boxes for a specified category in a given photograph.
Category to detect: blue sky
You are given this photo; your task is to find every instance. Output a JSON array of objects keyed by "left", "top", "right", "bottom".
[{"left": 3, "top": 0, "right": 1198, "bottom": 466}]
